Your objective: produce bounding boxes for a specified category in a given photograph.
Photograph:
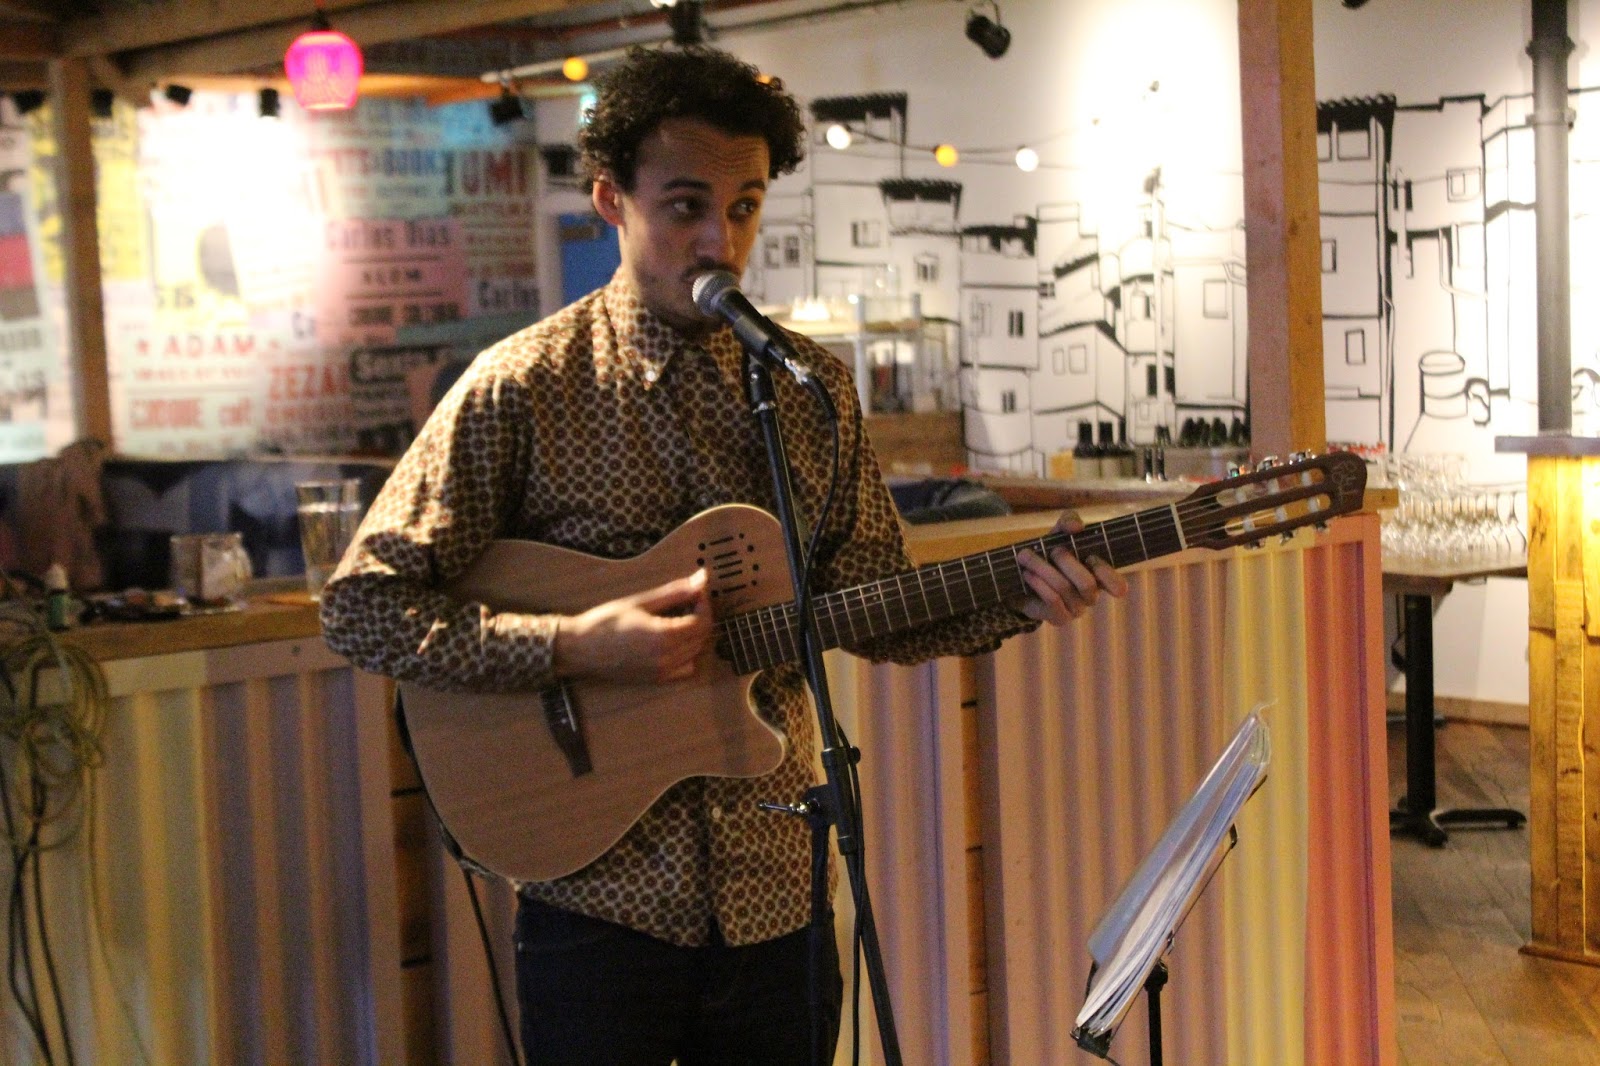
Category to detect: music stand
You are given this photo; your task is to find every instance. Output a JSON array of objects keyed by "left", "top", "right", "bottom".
[{"left": 1071, "top": 711, "right": 1271, "bottom": 1064}]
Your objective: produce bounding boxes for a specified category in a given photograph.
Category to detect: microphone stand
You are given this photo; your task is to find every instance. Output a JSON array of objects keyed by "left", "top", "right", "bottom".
[{"left": 740, "top": 349, "right": 904, "bottom": 1066}]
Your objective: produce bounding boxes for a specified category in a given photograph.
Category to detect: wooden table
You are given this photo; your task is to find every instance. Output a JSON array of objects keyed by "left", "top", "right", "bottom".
[{"left": 1381, "top": 558, "right": 1528, "bottom": 845}]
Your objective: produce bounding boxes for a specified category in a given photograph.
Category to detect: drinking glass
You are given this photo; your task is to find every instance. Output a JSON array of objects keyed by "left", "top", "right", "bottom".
[{"left": 296, "top": 478, "right": 363, "bottom": 598}]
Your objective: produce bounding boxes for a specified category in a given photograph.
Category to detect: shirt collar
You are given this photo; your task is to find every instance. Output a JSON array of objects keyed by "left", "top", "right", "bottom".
[{"left": 603, "top": 273, "right": 732, "bottom": 385}]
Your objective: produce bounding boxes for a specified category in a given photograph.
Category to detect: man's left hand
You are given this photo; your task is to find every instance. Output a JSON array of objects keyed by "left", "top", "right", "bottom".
[{"left": 1013, "top": 510, "right": 1128, "bottom": 625}]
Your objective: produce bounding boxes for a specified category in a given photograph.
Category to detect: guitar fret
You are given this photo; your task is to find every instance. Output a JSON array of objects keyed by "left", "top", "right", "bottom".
[{"left": 1131, "top": 511, "right": 1149, "bottom": 560}]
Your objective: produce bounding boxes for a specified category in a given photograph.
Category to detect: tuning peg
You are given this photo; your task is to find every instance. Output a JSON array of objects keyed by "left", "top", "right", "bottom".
[
  {"left": 1256, "top": 455, "right": 1280, "bottom": 470},
  {"left": 1289, "top": 450, "right": 1312, "bottom": 464},
  {"left": 1228, "top": 462, "right": 1247, "bottom": 478},
  {"left": 1280, "top": 531, "right": 1296, "bottom": 544}
]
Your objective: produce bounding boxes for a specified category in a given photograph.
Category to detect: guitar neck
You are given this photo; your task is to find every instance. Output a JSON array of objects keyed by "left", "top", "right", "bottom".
[{"left": 720, "top": 500, "right": 1191, "bottom": 675}]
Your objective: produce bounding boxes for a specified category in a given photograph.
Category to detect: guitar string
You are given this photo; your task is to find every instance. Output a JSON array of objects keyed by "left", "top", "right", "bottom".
[{"left": 719, "top": 466, "right": 1353, "bottom": 672}]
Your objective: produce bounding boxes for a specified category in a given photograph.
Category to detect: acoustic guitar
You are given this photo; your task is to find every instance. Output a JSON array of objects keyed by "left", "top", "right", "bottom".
[{"left": 400, "top": 451, "right": 1367, "bottom": 882}]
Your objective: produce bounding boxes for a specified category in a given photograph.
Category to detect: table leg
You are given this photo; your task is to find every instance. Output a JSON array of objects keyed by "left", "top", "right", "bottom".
[{"left": 1389, "top": 592, "right": 1525, "bottom": 846}]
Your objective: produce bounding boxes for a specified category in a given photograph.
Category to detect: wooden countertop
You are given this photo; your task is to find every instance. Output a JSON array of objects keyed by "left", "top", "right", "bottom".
[{"left": 59, "top": 587, "right": 322, "bottom": 663}]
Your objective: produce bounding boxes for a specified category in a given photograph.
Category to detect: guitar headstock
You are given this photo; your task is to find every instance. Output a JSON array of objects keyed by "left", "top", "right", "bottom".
[{"left": 1178, "top": 451, "right": 1368, "bottom": 550}]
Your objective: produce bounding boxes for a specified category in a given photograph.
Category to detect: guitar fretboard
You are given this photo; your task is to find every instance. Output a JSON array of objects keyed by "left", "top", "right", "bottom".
[{"left": 717, "top": 501, "right": 1191, "bottom": 675}]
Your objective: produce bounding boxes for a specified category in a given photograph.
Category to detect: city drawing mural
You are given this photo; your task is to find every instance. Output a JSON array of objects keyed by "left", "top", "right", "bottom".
[{"left": 744, "top": 91, "right": 1250, "bottom": 477}]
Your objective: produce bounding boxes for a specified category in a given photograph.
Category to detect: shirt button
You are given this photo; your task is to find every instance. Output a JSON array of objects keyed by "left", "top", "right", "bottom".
[{"left": 710, "top": 805, "right": 723, "bottom": 822}]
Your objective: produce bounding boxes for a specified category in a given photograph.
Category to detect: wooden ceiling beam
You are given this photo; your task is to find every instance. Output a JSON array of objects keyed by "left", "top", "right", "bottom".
[
  {"left": 0, "top": 19, "right": 59, "bottom": 59},
  {"left": 0, "top": 59, "right": 47, "bottom": 89},
  {"left": 61, "top": 0, "right": 373, "bottom": 58},
  {"left": 63, "top": 0, "right": 597, "bottom": 66},
  {"left": 0, "top": 0, "right": 58, "bottom": 22}
]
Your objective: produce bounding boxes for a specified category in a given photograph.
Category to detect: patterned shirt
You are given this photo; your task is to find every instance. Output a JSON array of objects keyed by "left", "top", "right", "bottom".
[{"left": 320, "top": 274, "right": 1035, "bottom": 947}]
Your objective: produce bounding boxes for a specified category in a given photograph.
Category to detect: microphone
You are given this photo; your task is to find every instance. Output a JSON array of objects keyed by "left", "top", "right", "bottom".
[{"left": 692, "top": 271, "right": 814, "bottom": 386}]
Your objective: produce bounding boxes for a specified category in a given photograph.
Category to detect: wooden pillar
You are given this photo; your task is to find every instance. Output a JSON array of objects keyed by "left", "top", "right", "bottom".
[
  {"left": 1523, "top": 452, "right": 1600, "bottom": 966},
  {"left": 1236, "top": 0, "right": 1327, "bottom": 458},
  {"left": 48, "top": 57, "right": 113, "bottom": 448}
]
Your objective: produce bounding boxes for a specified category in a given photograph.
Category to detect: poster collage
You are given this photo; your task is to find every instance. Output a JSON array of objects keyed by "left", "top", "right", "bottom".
[{"left": 0, "top": 92, "right": 541, "bottom": 463}]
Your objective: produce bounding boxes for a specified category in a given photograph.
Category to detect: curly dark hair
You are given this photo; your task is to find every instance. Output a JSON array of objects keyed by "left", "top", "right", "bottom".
[{"left": 578, "top": 46, "right": 807, "bottom": 190}]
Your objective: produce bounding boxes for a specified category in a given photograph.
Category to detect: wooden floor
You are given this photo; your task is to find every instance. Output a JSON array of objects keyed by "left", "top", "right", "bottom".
[{"left": 1389, "top": 720, "right": 1600, "bottom": 1065}]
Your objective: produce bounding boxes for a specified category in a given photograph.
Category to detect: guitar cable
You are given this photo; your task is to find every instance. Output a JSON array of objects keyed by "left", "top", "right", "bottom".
[{"left": 461, "top": 866, "right": 525, "bottom": 1066}]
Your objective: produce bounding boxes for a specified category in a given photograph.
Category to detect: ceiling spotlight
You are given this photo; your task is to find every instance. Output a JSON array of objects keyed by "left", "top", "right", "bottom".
[
  {"left": 562, "top": 56, "right": 589, "bottom": 82},
  {"left": 1014, "top": 146, "right": 1039, "bottom": 172},
  {"left": 825, "top": 123, "right": 852, "bottom": 150},
  {"left": 966, "top": 4, "right": 1010, "bottom": 59},
  {"left": 164, "top": 84, "right": 193, "bottom": 107},
  {"left": 934, "top": 144, "right": 959, "bottom": 167},
  {"left": 668, "top": 0, "right": 705, "bottom": 46},
  {"left": 11, "top": 90, "right": 45, "bottom": 116},
  {"left": 489, "top": 86, "right": 525, "bottom": 126},
  {"left": 259, "top": 87, "right": 280, "bottom": 118}
]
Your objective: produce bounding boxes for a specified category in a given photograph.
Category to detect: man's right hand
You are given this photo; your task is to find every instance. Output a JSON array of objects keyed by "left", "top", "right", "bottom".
[{"left": 552, "top": 569, "right": 714, "bottom": 685}]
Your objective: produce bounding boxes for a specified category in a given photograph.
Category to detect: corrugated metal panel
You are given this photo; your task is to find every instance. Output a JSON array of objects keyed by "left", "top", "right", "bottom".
[
  {"left": 0, "top": 638, "right": 404, "bottom": 1066},
  {"left": 827, "top": 516, "right": 1390, "bottom": 1066}
]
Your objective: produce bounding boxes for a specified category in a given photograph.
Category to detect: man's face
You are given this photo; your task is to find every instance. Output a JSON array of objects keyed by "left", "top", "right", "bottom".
[{"left": 592, "top": 117, "right": 771, "bottom": 333}]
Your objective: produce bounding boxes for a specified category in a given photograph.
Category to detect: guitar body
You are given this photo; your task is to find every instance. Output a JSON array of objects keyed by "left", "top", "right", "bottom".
[{"left": 399, "top": 505, "right": 793, "bottom": 883}]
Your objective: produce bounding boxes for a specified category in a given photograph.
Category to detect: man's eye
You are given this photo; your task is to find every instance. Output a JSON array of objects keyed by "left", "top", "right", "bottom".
[
  {"left": 732, "top": 200, "right": 761, "bottom": 219},
  {"left": 670, "top": 199, "right": 703, "bottom": 218}
]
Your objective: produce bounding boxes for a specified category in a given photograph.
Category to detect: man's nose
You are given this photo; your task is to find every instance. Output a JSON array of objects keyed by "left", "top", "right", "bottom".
[{"left": 695, "top": 214, "right": 736, "bottom": 259}]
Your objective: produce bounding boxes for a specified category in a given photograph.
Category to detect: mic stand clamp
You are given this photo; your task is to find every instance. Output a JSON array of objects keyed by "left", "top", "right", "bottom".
[{"left": 740, "top": 349, "right": 903, "bottom": 1066}]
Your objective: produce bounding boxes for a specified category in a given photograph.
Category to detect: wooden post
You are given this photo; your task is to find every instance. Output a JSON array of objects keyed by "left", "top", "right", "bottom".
[
  {"left": 49, "top": 56, "right": 113, "bottom": 448},
  {"left": 1523, "top": 452, "right": 1600, "bottom": 966},
  {"left": 1236, "top": 0, "right": 1327, "bottom": 458}
]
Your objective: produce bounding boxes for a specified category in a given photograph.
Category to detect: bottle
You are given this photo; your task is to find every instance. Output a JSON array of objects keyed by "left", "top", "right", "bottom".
[
  {"left": 1113, "top": 418, "right": 1137, "bottom": 477},
  {"left": 1073, "top": 421, "right": 1101, "bottom": 479},
  {"left": 44, "top": 562, "right": 71, "bottom": 631},
  {"left": 1097, "top": 421, "right": 1116, "bottom": 479}
]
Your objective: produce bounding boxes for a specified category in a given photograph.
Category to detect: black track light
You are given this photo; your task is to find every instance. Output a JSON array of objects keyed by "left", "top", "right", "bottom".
[
  {"left": 11, "top": 91, "right": 45, "bottom": 116},
  {"left": 164, "top": 84, "right": 193, "bottom": 107},
  {"left": 91, "top": 89, "right": 114, "bottom": 118},
  {"left": 488, "top": 87, "right": 525, "bottom": 127},
  {"left": 1342, "top": 0, "right": 1370, "bottom": 7},
  {"left": 668, "top": 0, "right": 706, "bottom": 46},
  {"left": 966, "top": 4, "right": 1010, "bottom": 59},
  {"left": 259, "top": 87, "right": 280, "bottom": 118}
]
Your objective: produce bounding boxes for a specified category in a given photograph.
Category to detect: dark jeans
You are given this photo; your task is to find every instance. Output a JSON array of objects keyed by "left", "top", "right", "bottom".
[{"left": 514, "top": 898, "right": 843, "bottom": 1065}]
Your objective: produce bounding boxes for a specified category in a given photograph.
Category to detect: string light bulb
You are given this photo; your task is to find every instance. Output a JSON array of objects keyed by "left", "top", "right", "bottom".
[
  {"left": 826, "top": 123, "right": 853, "bottom": 150},
  {"left": 1014, "top": 146, "right": 1039, "bottom": 172},
  {"left": 562, "top": 56, "right": 589, "bottom": 81},
  {"left": 934, "top": 144, "right": 959, "bottom": 167}
]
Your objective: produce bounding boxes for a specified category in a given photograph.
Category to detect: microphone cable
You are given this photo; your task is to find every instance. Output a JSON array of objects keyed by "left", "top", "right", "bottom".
[{"left": 0, "top": 592, "right": 110, "bottom": 1066}]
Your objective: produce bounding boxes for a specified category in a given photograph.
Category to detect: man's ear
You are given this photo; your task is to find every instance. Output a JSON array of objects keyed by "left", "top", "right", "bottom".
[{"left": 592, "top": 176, "right": 624, "bottom": 226}]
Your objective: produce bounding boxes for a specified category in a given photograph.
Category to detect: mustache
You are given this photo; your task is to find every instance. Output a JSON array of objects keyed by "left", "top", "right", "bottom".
[{"left": 685, "top": 263, "right": 735, "bottom": 283}]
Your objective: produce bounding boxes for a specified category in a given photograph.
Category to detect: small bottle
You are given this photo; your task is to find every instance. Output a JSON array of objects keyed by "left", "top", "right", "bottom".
[
  {"left": 44, "top": 562, "right": 71, "bottom": 631},
  {"left": 1073, "top": 421, "right": 1101, "bottom": 479},
  {"left": 1097, "top": 421, "right": 1117, "bottom": 479},
  {"left": 1113, "top": 418, "right": 1137, "bottom": 477}
]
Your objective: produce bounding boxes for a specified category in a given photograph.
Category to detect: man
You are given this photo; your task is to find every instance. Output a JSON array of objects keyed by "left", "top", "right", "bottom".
[{"left": 320, "top": 45, "right": 1125, "bottom": 1065}]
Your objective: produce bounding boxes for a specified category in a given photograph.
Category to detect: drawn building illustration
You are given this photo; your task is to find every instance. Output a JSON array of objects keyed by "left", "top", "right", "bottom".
[
  {"left": 960, "top": 217, "right": 1038, "bottom": 473},
  {"left": 1317, "top": 89, "right": 1546, "bottom": 455},
  {"left": 757, "top": 88, "right": 1254, "bottom": 472}
]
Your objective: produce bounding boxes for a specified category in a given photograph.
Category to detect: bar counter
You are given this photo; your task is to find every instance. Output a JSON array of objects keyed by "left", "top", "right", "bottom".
[{"left": 10, "top": 507, "right": 1396, "bottom": 1065}]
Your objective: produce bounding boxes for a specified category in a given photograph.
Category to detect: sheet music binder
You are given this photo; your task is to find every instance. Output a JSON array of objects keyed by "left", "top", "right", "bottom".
[{"left": 1071, "top": 710, "right": 1271, "bottom": 1057}]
